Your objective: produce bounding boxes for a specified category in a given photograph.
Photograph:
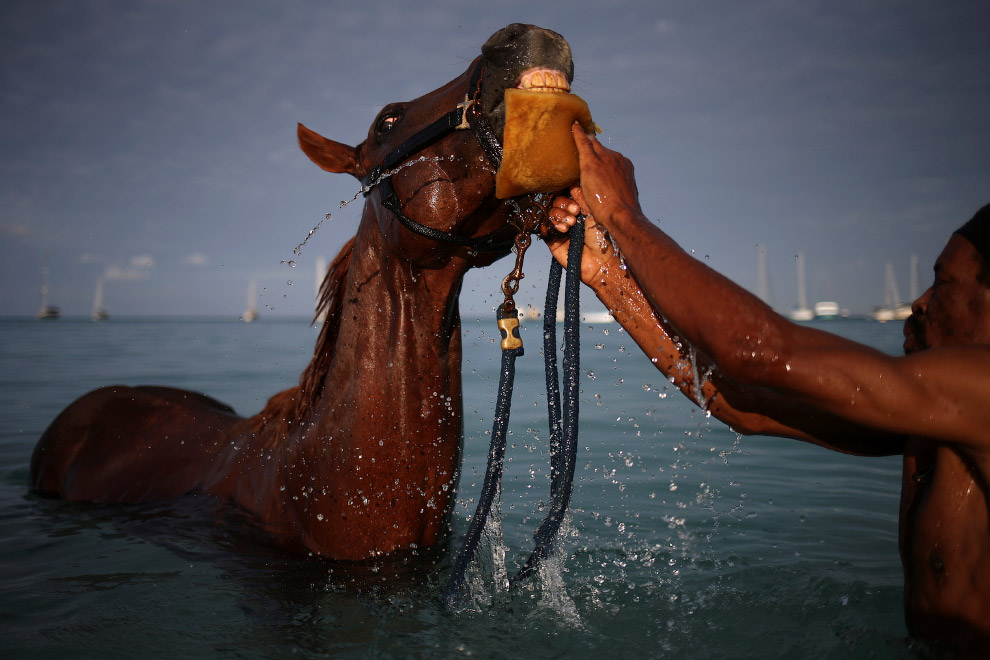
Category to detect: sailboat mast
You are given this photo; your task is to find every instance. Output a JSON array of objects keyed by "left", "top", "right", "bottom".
[
  {"left": 796, "top": 252, "right": 808, "bottom": 310},
  {"left": 757, "top": 244, "right": 771, "bottom": 307},
  {"left": 39, "top": 263, "right": 50, "bottom": 316}
]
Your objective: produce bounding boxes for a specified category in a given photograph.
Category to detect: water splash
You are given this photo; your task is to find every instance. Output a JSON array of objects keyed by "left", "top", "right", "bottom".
[
  {"left": 291, "top": 213, "right": 331, "bottom": 257},
  {"left": 483, "top": 491, "right": 510, "bottom": 595},
  {"left": 286, "top": 154, "right": 464, "bottom": 260},
  {"left": 363, "top": 154, "right": 463, "bottom": 199},
  {"left": 534, "top": 513, "right": 582, "bottom": 627},
  {"left": 683, "top": 345, "right": 714, "bottom": 411},
  {"left": 456, "top": 485, "right": 509, "bottom": 611}
]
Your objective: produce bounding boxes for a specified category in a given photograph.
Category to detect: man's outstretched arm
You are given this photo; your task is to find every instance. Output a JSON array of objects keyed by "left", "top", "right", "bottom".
[
  {"left": 546, "top": 125, "right": 990, "bottom": 454},
  {"left": 545, "top": 214, "right": 904, "bottom": 455}
]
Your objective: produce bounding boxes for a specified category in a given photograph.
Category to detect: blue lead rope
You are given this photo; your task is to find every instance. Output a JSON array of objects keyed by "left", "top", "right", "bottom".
[
  {"left": 443, "top": 215, "right": 585, "bottom": 606},
  {"left": 515, "top": 213, "right": 583, "bottom": 582}
]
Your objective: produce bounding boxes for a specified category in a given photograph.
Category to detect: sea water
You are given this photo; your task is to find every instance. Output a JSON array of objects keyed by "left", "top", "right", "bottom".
[{"left": 0, "top": 316, "right": 921, "bottom": 658}]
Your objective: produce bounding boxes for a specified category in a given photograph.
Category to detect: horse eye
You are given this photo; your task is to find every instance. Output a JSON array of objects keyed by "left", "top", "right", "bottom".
[{"left": 376, "top": 113, "right": 402, "bottom": 136}]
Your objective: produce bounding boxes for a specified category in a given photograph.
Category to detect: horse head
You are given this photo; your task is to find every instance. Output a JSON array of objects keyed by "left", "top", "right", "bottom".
[{"left": 297, "top": 23, "right": 574, "bottom": 269}]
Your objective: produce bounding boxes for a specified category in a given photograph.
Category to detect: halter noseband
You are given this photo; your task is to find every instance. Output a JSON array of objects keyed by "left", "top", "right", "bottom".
[{"left": 360, "top": 59, "right": 516, "bottom": 253}]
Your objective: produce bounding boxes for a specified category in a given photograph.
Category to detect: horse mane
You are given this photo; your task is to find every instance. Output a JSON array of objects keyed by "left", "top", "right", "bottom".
[
  {"left": 248, "top": 236, "right": 355, "bottom": 438},
  {"left": 302, "top": 236, "right": 355, "bottom": 403}
]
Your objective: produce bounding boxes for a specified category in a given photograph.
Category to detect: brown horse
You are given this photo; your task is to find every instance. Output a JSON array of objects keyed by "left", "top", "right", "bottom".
[{"left": 29, "top": 23, "right": 575, "bottom": 561}]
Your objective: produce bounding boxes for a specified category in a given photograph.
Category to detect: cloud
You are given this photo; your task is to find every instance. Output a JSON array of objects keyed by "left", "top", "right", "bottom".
[
  {"left": 0, "top": 224, "right": 29, "bottom": 237},
  {"left": 654, "top": 20, "right": 675, "bottom": 34},
  {"left": 104, "top": 265, "right": 147, "bottom": 281},
  {"left": 130, "top": 254, "right": 155, "bottom": 269},
  {"left": 78, "top": 252, "right": 103, "bottom": 264},
  {"left": 185, "top": 252, "right": 209, "bottom": 266},
  {"left": 104, "top": 254, "right": 155, "bottom": 280}
]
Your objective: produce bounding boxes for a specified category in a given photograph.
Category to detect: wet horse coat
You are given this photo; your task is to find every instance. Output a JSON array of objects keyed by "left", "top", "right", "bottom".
[{"left": 30, "top": 24, "right": 576, "bottom": 561}]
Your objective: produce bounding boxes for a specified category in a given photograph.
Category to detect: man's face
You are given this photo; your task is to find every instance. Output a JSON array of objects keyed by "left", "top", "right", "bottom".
[{"left": 903, "top": 234, "right": 990, "bottom": 353}]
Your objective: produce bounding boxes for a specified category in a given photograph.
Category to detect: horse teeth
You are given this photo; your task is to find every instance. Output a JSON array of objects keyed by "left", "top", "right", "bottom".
[{"left": 519, "top": 69, "right": 570, "bottom": 93}]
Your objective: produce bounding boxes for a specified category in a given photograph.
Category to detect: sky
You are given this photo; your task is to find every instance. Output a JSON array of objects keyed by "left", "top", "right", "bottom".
[{"left": 2, "top": 0, "right": 988, "bottom": 319}]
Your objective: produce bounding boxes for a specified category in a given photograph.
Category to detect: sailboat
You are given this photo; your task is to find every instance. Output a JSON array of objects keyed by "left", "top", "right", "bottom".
[
  {"left": 788, "top": 252, "right": 813, "bottom": 321},
  {"left": 870, "top": 257, "right": 914, "bottom": 322},
  {"left": 756, "top": 244, "right": 774, "bottom": 308},
  {"left": 37, "top": 257, "right": 60, "bottom": 320},
  {"left": 242, "top": 279, "right": 259, "bottom": 323},
  {"left": 91, "top": 276, "right": 109, "bottom": 321}
]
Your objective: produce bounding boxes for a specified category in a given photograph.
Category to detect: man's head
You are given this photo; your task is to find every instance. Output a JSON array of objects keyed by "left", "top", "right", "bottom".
[{"left": 903, "top": 203, "right": 990, "bottom": 354}]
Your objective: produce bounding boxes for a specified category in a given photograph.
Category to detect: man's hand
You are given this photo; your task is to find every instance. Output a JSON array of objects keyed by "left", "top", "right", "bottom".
[
  {"left": 545, "top": 186, "right": 621, "bottom": 287},
  {"left": 568, "top": 123, "right": 643, "bottom": 229}
]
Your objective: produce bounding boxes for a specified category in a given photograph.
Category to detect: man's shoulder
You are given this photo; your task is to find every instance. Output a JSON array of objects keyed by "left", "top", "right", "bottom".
[{"left": 904, "top": 344, "right": 990, "bottom": 367}]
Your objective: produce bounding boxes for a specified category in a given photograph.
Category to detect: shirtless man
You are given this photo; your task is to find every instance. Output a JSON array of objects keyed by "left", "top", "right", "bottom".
[{"left": 546, "top": 124, "right": 990, "bottom": 652}]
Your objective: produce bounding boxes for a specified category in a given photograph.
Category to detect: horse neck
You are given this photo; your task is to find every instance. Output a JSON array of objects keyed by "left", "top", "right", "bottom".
[
  {"left": 218, "top": 200, "right": 480, "bottom": 557},
  {"left": 319, "top": 211, "right": 469, "bottom": 431}
]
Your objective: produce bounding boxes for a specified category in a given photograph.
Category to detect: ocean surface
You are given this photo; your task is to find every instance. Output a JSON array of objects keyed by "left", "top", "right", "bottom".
[{"left": 0, "top": 315, "right": 927, "bottom": 659}]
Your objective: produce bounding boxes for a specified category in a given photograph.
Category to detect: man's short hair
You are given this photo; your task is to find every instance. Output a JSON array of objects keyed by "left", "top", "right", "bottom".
[{"left": 954, "top": 203, "right": 990, "bottom": 286}]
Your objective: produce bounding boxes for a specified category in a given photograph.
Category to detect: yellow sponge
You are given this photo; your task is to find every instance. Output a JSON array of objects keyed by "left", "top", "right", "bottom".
[{"left": 495, "top": 89, "right": 598, "bottom": 199}]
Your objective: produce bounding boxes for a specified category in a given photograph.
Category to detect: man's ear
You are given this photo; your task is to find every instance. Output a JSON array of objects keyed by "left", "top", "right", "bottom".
[{"left": 297, "top": 123, "right": 366, "bottom": 180}]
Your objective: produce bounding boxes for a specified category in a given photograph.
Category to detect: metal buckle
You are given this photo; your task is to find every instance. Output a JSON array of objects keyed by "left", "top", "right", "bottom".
[
  {"left": 497, "top": 305, "right": 522, "bottom": 351},
  {"left": 455, "top": 95, "right": 475, "bottom": 130}
]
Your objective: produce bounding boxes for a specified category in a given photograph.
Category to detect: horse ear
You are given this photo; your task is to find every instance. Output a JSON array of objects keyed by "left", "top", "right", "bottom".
[{"left": 297, "top": 123, "right": 366, "bottom": 179}]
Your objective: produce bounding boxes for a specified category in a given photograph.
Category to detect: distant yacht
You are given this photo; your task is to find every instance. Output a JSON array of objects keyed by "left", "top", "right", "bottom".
[
  {"left": 814, "top": 301, "right": 840, "bottom": 320},
  {"left": 788, "top": 252, "right": 813, "bottom": 321},
  {"left": 242, "top": 279, "right": 259, "bottom": 323},
  {"left": 580, "top": 310, "right": 615, "bottom": 324},
  {"left": 91, "top": 276, "right": 109, "bottom": 321},
  {"left": 555, "top": 307, "right": 614, "bottom": 323},
  {"left": 37, "top": 257, "right": 59, "bottom": 320},
  {"left": 519, "top": 305, "right": 542, "bottom": 322}
]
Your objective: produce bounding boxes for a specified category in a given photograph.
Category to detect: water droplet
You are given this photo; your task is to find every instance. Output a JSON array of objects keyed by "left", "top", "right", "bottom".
[{"left": 287, "top": 280, "right": 293, "bottom": 286}]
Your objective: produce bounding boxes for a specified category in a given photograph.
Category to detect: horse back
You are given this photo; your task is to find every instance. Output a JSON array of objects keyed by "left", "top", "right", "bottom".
[{"left": 30, "top": 385, "right": 242, "bottom": 502}]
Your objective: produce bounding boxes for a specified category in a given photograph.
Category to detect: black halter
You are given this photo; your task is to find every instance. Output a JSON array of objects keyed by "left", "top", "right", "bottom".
[{"left": 360, "top": 59, "right": 514, "bottom": 253}]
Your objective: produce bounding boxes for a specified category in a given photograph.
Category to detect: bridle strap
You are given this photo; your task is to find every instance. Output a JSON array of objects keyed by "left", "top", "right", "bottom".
[
  {"left": 361, "top": 58, "right": 490, "bottom": 190},
  {"left": 361, "top": 59, "right": 517, "bottom": 253},
  {"left": 378, "top": 176, "right": 515, "bottom": 252},
  {"left": 360, "top": 105, "right": 473, "bottom": 190},
  {"left": 467, "top": 103, "right": 503, "bottom": 168}
]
